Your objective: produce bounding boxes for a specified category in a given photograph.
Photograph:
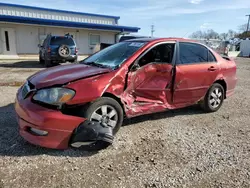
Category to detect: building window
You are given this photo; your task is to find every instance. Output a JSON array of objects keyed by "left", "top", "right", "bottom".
[
  {"left": 4, "top": 31, "right": 10, "bottom": 51},
  {"left": 89, "top": 34, "right": 100, "bottom": 46}
]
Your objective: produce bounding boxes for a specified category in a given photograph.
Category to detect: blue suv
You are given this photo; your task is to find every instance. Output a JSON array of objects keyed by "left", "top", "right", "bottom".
[{"left": 38, "top": 34, "right": 78, "bottom": 67}]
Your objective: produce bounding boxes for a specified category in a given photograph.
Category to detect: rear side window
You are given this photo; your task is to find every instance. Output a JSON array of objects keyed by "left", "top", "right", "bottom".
[
  {"left": 179, "top": 42, "right": 208, "bottom": 64},
  {"left": 208, "top": 50, "right": 217, "bottom": 62},
  {"left": 50, "top": 37, "right": 75, "bottom": 45}
]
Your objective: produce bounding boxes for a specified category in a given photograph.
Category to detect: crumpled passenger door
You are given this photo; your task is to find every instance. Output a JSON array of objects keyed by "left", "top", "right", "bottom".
[{"left": 122, "top": 63, "right": 173, "bottom": 117}]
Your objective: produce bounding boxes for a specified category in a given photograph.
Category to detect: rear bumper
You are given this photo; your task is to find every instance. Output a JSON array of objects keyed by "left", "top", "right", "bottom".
[
  {"left": 15, "top": 92, "right": 85, "bottom": 149},
  {"left": 49, "top": 54, "right": 78, "bottom": 62},
  {"left": 226, "top": 77, "right": 237, "bottom": 98}
]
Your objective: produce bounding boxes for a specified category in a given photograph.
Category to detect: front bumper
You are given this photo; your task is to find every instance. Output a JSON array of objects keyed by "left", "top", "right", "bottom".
[{"left": 15, "top": 92, "right": 85, "bottom": 149}]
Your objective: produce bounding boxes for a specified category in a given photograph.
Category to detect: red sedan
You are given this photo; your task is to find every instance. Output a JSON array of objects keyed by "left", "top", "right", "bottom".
[{"left": 15, "top": 38, "right": 237, "bottom": 149}]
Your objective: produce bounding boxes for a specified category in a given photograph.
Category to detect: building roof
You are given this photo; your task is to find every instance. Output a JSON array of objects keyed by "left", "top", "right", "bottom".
[
  {"left": 0, "top": 3, "right": 140, "bottom": 33},
  {"left": 0, "top": 2, "right": 120, "bottom": 20},
  {"left": 0, "top": 15, "right": 140, "bottom": 33}
]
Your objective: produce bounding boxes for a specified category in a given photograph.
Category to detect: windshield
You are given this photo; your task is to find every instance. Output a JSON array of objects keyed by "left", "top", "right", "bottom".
[
  {"left": 80, "top": 41, "right": 146, "bottom": 69},
  {"left": 50, "top": 36, "right": 75, "bottom": 46}
]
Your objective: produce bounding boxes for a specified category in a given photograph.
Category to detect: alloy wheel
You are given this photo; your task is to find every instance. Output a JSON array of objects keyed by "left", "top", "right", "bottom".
[
  {"left": 90, "top": 105, "right": 118, "bottom": 129},
  {"left": 209, "top": 87, "right": 223, "bottom": 109}
]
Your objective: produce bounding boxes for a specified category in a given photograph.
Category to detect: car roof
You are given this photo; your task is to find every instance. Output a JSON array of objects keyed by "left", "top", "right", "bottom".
[
  {"left": 50, "top": 35, "right": 73, "bottom": 38},
  {"left": 126, "top": 37, "right": 197, "bottom": 43}
]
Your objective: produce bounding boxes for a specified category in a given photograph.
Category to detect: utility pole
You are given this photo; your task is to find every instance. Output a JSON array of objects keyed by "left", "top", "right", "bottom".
[
  {"left": 246, "top": 14, "right": 250, "bottom": 33},
  {"left": 151, "top": 25, "right": 155, "bottom": 37}
]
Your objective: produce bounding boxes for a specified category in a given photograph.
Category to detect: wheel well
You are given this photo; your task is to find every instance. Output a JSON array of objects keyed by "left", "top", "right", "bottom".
[
  {"left": 102, "top": 92, "right": 126, "bottom": 116},
  {"left": 214, "top": 79, "right": 227, "bottom": 98}
]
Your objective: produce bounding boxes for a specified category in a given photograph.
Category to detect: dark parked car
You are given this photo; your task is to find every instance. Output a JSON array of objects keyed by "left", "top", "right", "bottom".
[
  {"left": 38, "top": 34, "right": 78, "bottom": 67},
  {"left": 15, "top": 38, "right": 237, "bottom": 150},
  {"left": 119, "top": 35, "right": 148, "bottom": 42}
]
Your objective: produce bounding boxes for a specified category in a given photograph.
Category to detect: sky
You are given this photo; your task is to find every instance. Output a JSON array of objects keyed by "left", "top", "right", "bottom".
[{"left": 3, "top": 0, "right": 250, "bottom": 37}]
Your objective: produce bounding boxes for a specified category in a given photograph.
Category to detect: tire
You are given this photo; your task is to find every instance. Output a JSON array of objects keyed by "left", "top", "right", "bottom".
[
  {"left": 201, "top": 83, "right": 225, "bottom": 113},
  {"left": 71, "top": 59, "right": 78, "bottom": 64},
  {"left": 58, "top": 45, "right": 71, "bottom": 58},
  {"left": 82, "top": 97, "right": 123, "bottom": 134},
  {"left": 45, "top": 59, "right": 52, "bottom": 68},
  {"left": 39, "top": 55, "right": 44, "bottom": 64}
]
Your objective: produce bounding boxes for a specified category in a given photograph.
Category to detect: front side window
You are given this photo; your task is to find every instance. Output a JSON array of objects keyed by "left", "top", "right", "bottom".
[
  {"left": 179, "top": 42, "right": 208, "bottom": 64},
  {"left": 89, "top": 34, "right": 100, "bottom": 46},
  {"left": 138, "top": 43, "right": 175, "bottom": 67},
  {"left": 81, "top": 41, "right": 146, "bottom": 69}
]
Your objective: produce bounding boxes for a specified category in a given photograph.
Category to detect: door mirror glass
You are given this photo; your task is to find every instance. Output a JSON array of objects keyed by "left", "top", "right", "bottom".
[{"left": 130, "top": 63, "right": 140, "bottom": 72}]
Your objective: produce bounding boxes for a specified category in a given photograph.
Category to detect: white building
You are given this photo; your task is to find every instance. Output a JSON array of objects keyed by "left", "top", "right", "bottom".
[{"left": 0, "top": 3, "right": 140, "bottom": 57}]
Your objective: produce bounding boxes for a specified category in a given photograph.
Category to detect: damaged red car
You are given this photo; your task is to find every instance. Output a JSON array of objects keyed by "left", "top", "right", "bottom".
[{"left": 15, "top": 38, "right": 237, "bottom": 149}]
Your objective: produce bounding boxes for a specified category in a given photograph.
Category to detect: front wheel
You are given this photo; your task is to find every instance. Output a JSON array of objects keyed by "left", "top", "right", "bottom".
[
  {"left": 39, "top": 55, "right": 44, "bottom": 64},
  {"left": 201, "top": 83, "right": 225, "bottom": 113},
  {"left": 83, "top": 97, "right": 124, "bottom": 134}
]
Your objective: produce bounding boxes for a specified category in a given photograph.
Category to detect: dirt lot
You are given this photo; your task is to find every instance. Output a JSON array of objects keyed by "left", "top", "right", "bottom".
[{"left": 0, "top": 59, "right": 249, "bottom": 188}]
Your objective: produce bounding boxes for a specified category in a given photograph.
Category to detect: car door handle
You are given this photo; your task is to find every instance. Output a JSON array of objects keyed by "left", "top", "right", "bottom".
[{"left": 208, "top": 66, "right": 217, "bottom": 71}]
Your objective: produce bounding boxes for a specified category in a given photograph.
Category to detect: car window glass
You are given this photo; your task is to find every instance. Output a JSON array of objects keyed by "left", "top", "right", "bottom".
[
  {"left": 208, "top": 50, "right": 217, "bottom": 62},
  {"left": 179, "top": 42, "right": 208, "bottom": 64},
  {"left": 50, "top": 37, "right": 75, "bottom": 46},
  {"left": 81, "top": 42, "right": 146, "bottom": 69},
  {"left": 138, "top": 43, "right": 175, "bottom": 67}
]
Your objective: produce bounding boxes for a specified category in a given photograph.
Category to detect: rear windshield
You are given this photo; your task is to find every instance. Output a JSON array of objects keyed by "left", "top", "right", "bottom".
[{"left": 50, "top": 37, "right": 75, "bottom": 45}]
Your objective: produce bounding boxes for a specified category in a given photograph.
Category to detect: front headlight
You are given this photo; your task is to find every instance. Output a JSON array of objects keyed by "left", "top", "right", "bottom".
[{"left": 33, "top": 88, "right": 75, "bottom": 106}]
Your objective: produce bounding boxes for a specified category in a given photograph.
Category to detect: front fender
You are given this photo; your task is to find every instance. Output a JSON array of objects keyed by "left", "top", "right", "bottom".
[{"left": 65, "top": 68, "right": 127, "bottom": 105}]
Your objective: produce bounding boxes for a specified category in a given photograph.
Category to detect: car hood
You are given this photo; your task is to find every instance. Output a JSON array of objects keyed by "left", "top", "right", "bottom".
[{"left": 28, "top": 64, "right": 111, "bottom": 89}]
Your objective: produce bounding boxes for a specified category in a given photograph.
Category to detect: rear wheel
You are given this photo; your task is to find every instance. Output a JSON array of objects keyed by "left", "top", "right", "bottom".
[
  {"left": 82, "top": 97, "right": 123, "bottom": 134},
  {"left": 72, "top": 59, "right": 78, "bottom": 64},
  {"left": 45, "top": 59, "right": 52, "bottom": 67},
  {"left": 201, "top": 83, "right": 224, "bottom": 112}
]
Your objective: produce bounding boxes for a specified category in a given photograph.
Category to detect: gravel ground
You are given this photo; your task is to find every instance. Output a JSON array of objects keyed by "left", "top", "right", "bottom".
[{"left": 0, "top": 58, "right": 249, "bottom": 188}]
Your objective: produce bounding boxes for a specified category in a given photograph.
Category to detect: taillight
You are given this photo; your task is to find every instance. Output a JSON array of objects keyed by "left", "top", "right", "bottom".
[
  {"left": 75, "top": 47, "right": 78, "bottom": 54},
  {"left": 47, "top": 47, "right": 51, "bottom": 53}
]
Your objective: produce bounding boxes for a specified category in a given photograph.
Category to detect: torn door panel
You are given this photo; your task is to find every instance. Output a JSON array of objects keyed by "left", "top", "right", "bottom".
[{"left": 120, "top": 63, "right": 174, "bottom": 118}]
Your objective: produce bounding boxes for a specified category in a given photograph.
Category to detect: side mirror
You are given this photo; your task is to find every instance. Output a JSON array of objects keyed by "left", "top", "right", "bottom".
[{"left": 130, "top": 63, "right": 140, "bottom": 72}]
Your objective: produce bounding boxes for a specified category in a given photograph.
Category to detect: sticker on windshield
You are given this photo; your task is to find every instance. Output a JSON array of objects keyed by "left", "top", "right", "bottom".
[{"left": 129, "top": 42, "right": 144, "bottom": 47}]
